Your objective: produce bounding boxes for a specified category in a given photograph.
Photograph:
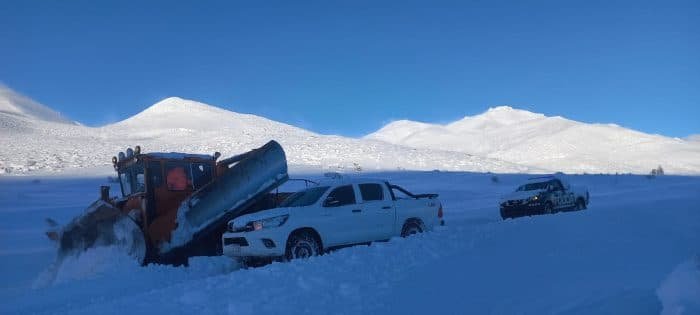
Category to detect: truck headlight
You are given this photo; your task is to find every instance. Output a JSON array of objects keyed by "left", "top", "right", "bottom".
[
  {"left": 530, "top": 195, "right": 539, "bottom": 201},
  {"left": 251, "top": 215, "right": 289, "bottom": 231}
]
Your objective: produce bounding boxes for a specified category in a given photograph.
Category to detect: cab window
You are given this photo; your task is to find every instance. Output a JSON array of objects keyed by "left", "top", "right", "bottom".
[
  {"left": 119, "top": 163, "right": 145, "bottom": 196},
  {"left": 191, "top": 163, "right": 213, "bottom": 190},
  {"left": 147, "top": 161, "right": 163, "bottom": 188},
  {"left": 359, "top": 183, "right": 383, "bottom": 202},
  {"left": 324, "top": 185, "right": 356, "bottom": 207},
  {"left": 165, "top": 162, "right": 192, "bottom": 191},
  {"left": 119, "top": 172, "right": 132, "bottom": 196}
]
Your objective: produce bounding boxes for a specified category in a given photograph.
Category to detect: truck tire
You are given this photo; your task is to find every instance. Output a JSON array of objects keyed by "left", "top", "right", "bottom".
[
  {"left": 575, "top": 198, "right": 586, "bottom": 210},
  {"left": 285, "top": 230, "right": 321, "bottom": 260},
  {"left": 500, "top": 208, "right": 509, "bottom": 220},
  {"left": 401, "top": 221, "right": 423, "bottom": 237},
  {"left": 544, "top": 202, "right": 554, "bottom": 214}
]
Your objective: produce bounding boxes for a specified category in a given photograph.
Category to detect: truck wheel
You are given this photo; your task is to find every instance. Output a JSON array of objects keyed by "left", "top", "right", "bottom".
[
  {"left": 285, "top": 231, "right": 321, "bottom": 260},
  {"left": 401, "top": 221, "right": 423, "bottom": 237},
  {"left": 575, "top": 199, "right": 586, "bottom": 210},
  {"left": 544, "top": 202, "right": 554, "bottom": 214}
]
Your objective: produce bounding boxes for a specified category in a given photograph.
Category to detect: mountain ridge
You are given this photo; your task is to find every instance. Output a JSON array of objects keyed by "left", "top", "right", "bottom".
[
  {"left": 1, "top": 90, "right": 528, "bottom": 175},
  {"left": 0, "top": 85, "right": 75, "bottom": 125},
  {"left": 1, "top": 84, "right": 698, "bottom": 175},
  {"left": 365, "top": 106, "right": 700, "bottom": 174}
]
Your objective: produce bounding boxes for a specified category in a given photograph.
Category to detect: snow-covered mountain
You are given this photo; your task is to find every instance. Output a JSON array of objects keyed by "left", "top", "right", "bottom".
[
  {"left": 0, "top": 85, "right": 74, "bottom": 125},
  {"left": 0, "top": 92, "right": 527, "bottom": 175},
  {"left": 2, "top": 85, "right": 698, "bottom": 175},
  {"left": 366, "top": 106, "right": 700, "bottom": 174}
]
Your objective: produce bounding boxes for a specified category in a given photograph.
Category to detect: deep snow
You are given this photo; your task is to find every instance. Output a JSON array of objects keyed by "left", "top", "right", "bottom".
[{"left": 1, "top": 171, "right": 698, "bottom": 314}]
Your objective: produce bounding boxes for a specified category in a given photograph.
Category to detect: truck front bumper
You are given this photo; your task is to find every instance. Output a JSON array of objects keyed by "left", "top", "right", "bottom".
[
  {"left": 500, "top": 202, "right": 545, "bottom": 218},
  {"left": 221, "top": 230, "right": 287, "bottom": 258}
]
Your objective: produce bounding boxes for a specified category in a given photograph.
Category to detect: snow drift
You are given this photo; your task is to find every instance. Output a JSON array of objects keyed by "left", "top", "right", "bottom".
[{"left": 657, "top": 256, "right": 700, "bottom": 315}]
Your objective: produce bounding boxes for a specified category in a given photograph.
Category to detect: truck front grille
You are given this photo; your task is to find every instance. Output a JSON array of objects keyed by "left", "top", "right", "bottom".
[{"left": 224, "top": 237, "right": 249, "bottom": 247}]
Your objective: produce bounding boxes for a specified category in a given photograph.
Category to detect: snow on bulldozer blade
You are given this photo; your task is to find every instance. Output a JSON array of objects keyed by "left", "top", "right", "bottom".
[
  {"left": 34, "top": 245, "right": 145, "bottom": 288},
  {"left": 48, "top": 200, "right": 146, "bottom": 265},
  {"left": 38, "top": 203, "right": 147, "bottom": 286}
]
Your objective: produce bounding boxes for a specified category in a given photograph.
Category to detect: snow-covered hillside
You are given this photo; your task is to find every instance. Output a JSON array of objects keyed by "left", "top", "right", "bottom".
[
  {"left": 0, "top": 85, "right": 74, "bottom": 125},
  {"left": 2, "top": 85, "right": 698, "bottom": 175},
  {"left": 366, "top": 106, "right": 700, "bottom": 174},
  {"left": 1, "top": 92, "right": 528, "bottom": 175}
]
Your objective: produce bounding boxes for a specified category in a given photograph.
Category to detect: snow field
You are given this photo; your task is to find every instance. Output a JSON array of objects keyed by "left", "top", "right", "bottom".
[{"left": 1, "top": 171, "right": 698, "bottom": 314}]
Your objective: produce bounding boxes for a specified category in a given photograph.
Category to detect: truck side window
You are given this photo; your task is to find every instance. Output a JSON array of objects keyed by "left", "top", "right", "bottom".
[
  {"left": 551, "top": 180, "right": 564, "bottom": 191},
  {"left": 359, "top": 183, "right": 383, "bottom": 202},
  {"left": 324, "top": 185, "right": 356, "bottom": 207}
]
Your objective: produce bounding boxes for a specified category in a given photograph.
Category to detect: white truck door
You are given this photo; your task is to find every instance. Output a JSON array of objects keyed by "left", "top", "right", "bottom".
[
  {"left": 318, "top": 184, "right": 364, "bottom": 246},
  {"left": 358, "top": 183, "right": 395, "bottom": 240}
]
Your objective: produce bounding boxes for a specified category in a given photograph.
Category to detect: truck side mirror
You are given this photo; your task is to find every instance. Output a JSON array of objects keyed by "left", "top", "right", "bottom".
[{"left": 323, "top": 197, "right": 340, "bottom": 207}]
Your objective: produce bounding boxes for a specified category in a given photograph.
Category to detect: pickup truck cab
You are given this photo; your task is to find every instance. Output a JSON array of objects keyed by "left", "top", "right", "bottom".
[
  {"left": 499, "top": 176, "right": 589, "bottom": 219},
  {"left": 222, "top": 178, "right": 443, "bottom": 261}
]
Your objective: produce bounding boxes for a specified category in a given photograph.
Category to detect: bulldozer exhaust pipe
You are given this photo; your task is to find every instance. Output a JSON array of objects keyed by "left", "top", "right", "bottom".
[{"left": 100, "top": 186, "right": 110, "bottom": 202}]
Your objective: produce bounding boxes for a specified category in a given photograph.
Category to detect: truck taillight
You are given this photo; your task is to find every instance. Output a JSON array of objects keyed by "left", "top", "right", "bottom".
[{"left": 437, "top": 204, "right": 443, "bottom": 218}]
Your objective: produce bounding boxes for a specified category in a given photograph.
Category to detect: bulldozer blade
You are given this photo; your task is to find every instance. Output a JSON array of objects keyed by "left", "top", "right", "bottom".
[
  {"left": 53, "top": 199, "right": 146, "bottom": 264},
  {"left": 163, "top": 140, "right": 289, "bottom": 254}
]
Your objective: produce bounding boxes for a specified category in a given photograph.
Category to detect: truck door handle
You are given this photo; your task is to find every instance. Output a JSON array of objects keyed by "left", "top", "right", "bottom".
[
  {"left": 352, "top": 209, "right": 362, "bottom": 213},
  {"left": 381, "top": 206, "right": 392, "bottom": 210}
]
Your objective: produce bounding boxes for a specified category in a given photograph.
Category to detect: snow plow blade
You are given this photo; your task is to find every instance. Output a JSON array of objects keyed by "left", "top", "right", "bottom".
[
  {"left": 51, "top": 199, "right": 146, "bottom": 263},
  {"left": 160, "top": 140, "right": 288, "bottom": 260}
]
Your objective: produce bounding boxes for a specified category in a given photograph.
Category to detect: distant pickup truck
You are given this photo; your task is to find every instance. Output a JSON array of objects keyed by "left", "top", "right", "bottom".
[
  {"left": 222, "top": 178, "right": 443, "bottom": 261},
  {"left": 499, "top": 176, "right": 589, "bottom": 219}
]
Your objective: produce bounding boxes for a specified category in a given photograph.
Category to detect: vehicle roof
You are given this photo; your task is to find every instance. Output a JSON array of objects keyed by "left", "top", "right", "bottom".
[
  {"left": 143, "top": 152, "right": 215, "bottom": 160},
  {"left": 315, "top": 177, "right": 388, "bottom": 187},
  {"left": 525, "top": 175, "right": 561, "bottom": 184}
]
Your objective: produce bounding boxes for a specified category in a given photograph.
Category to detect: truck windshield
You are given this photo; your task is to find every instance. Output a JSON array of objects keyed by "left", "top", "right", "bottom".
[
  {"left": 119, "top": 163, "right": 145, "bottom": 197},
  {"left": 279, "top": 186, "right": 330, "bottom": 207},
  {"left": 517, "top": 182, "right": 548, "bottom": 191}
]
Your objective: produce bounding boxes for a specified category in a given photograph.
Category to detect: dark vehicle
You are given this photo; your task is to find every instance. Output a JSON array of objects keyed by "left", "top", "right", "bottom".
[{"left": 499, "top": 176, "right": 589, "bottom": 219}]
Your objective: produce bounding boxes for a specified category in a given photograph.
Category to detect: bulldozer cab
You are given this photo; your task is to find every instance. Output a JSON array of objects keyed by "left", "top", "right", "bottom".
[
  {"left": 117, "top": 155, "right": 215, "bottom": 198},
  {"left": 114, "top": 150, "right": 218, "bottom": 240}
]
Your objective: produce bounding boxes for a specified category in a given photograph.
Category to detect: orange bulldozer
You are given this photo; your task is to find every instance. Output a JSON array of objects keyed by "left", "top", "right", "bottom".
[{"left": 46, "top": 140, "right": 291, "bottom": 266}]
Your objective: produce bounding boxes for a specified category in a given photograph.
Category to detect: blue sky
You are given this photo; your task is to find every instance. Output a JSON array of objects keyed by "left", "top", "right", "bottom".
[{"left": 2, "top": 0, "right": 698, "bottom": 137}]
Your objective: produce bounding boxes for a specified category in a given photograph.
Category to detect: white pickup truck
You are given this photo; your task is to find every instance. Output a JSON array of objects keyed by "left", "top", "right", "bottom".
[{"left": 222, "top": 178, "right": 443, "bottom": 261}]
